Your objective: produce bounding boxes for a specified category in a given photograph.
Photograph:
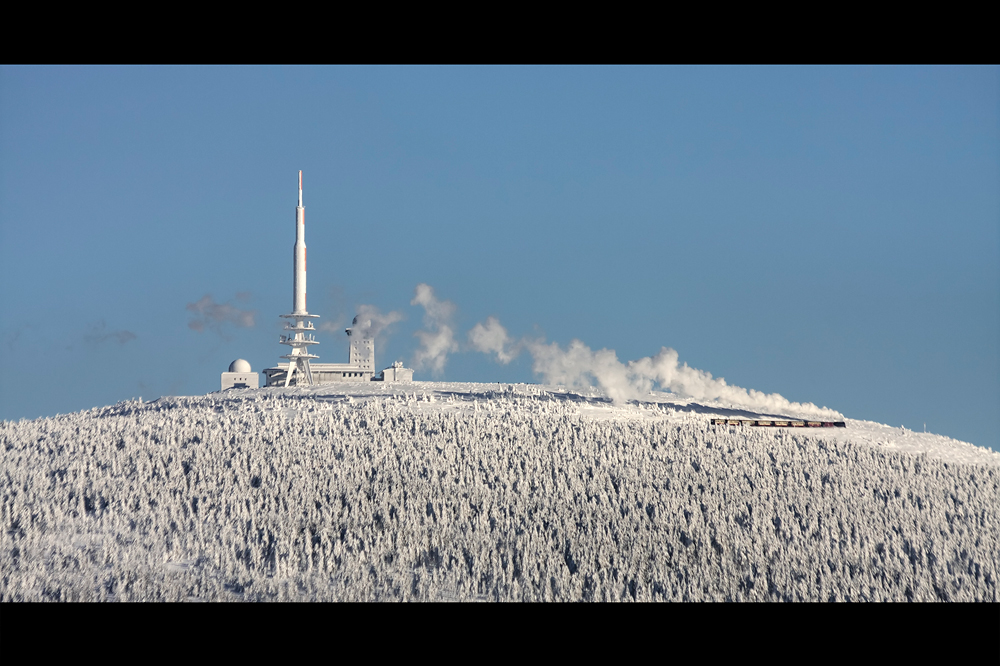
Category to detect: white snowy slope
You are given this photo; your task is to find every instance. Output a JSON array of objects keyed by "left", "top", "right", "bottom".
[{"left": 2, "top": 382, "right": 998, "bottom": 602}]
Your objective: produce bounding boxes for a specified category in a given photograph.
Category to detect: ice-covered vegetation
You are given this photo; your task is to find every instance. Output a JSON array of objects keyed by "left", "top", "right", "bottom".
[{"left": 2, "top": 384, "right": 998, "bottom": 601}]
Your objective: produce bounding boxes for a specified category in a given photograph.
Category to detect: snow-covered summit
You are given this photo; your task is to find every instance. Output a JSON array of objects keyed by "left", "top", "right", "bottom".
[
  {"left": 2, "top": 382, "right": 997, "bottom": 601},
  {"left": 203, "top": 381, "right": 998, "bottom": 467}
]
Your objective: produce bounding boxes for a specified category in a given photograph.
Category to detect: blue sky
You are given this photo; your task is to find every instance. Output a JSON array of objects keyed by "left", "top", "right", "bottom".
[{"left": 1, "top": 66, "right": 997, "bottom": 450}]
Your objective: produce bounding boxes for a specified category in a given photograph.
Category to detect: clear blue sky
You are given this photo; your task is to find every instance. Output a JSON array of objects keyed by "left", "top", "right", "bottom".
[{"left": 1, "top": 66, "right": 997, "bottom": 451}]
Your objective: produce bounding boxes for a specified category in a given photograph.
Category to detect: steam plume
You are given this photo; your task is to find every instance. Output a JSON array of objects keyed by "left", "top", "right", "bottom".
[
  {"left": 411, "top": 284, "right": 458, "bottom": 375},
  {"left": 468, "top": 316, "right": 520, "bottom": 364},
  {"left": 186, "top": 294, "right": 256, "bottom": 333},
  {"left": 348, "top": 304, "right": 405, "bottom": 340},
  {"left": 318, "top": 318, "right": 347, "bottom": 335},
  {"left": 470, "top": 315, "right": 840, "bottom": 419}
]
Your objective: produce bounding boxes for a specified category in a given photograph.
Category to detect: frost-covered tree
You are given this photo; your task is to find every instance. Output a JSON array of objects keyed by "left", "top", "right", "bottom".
[{"left": 2, "top": 390, "right": 997, "bottom": 601}]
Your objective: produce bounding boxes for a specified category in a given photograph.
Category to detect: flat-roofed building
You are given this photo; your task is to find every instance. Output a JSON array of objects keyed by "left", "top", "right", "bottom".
[
  {"left": 380, "top": 361, "right": 413, "bottom": 382},
  {"left": 264, "top": 362, "right": 375, "bottom": 385}
]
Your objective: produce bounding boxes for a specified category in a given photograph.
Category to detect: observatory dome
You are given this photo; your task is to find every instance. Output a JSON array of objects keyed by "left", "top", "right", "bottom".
[{"left": 229, "top": 359, "right": 252, "bottom": 373}]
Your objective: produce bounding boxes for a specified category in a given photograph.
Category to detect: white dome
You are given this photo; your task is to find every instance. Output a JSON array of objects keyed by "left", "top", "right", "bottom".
[{"left": 229, "top": 359, "right": 252, "bottom": 373}]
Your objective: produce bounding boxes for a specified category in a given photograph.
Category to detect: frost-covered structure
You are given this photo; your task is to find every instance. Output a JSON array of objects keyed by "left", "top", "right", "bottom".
[
  {"left": 2, "top": 384, "right": 997, "bottom": 602},
  {"left": 221, "top": 359, "right": 259, "bottom": 391},
  {"left": 259, "top": 173, "right": 411, "bottom": 387}
]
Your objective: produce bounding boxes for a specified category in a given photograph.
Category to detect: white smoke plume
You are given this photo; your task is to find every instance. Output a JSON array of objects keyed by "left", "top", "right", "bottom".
[
  {"left": 470, "top": 316, "right": 841, "bottom": 419},
  {"left": 186, "top": 294, "right": 256, "bottom": 334},
  {"left": 348, "top": 304, "right": 405, "bottom": 340},
  {"left": 411, "top": 284, "right": 459, "bottom": 376},
  {"left": 318, "top": 304, "right": 403, "bottom": 340},
  {"left": 317, "top": 317, "right": 347, "bottom": 335},
  {"left": 525, "top": 339, "right": 638, "bottom": 402},
  {"left": 468, "top": 316, "right": 520, "bottom": 364}
]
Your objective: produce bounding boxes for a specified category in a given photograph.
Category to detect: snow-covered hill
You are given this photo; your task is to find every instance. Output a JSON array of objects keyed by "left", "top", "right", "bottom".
[{"left": 2, "top": 382, "right": 998, "bottom": 601}]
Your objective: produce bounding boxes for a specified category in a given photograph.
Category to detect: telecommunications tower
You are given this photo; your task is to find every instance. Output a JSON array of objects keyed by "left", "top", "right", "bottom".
[{"left": 278, "top": 170, "right": 319, "bottom": 385}]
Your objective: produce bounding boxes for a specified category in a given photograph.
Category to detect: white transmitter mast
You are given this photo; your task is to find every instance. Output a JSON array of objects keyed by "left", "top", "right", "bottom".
[
  {"left": 260, "top": 170, "right": 413, "bottom": 387},
  {"left": 278, "top": 170, "right": 319, "bottom": 386}
]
